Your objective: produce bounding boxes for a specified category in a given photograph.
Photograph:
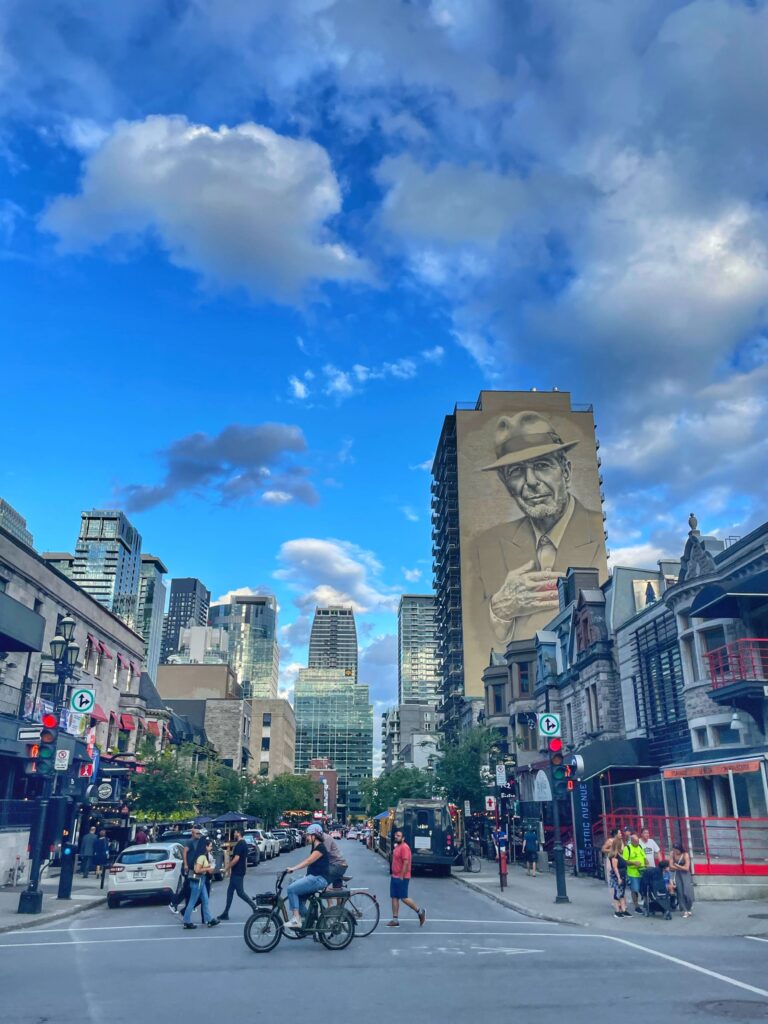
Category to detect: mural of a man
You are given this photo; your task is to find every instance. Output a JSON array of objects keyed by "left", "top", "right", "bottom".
[{"left": 467, "top": 410, "right": 604, "bottom": 646}]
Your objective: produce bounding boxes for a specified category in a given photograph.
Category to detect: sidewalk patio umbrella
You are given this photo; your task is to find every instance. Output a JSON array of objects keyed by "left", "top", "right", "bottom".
[
  {"left": 212, "top": 811, "right": 248, "bottom": 824},
  {"left": 193, "top": 815, "right": 213, "bottom": 825}
]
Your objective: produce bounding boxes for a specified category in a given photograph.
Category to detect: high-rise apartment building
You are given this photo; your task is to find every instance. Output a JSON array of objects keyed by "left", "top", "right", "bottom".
[
  {"left": 136, "top": 554, "right": 168, "bottom": 682},
  {"left": 398, "top": 595, "right": 440, "bottom": 705},
  {"left": 0, "top": 499, "right": 33, "bottom": 547},
  {"left": 294, "top": 667, "right": 373, "bottom": 820},
  {"left": 170, "top": 625, "right": 229, "bottom": 665},
  {"left": 209, "top": 593, "right": 279, "bottom": 699},
  {"left": 308, "top": 606, "right": 358, "bottom": 681},
  {"left": 161, "top": 578, "right": 210, "bottom": 662},
  {"left": 65, "top": 510, "right": 143, "bottom": 625},
  {"left": 432, "top": 391, "right": 607, "bottom": 736}
]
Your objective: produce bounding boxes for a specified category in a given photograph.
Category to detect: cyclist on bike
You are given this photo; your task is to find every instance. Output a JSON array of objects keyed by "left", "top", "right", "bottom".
[{"left": 284, "top": 824, "right": 330, "bottom": 930}]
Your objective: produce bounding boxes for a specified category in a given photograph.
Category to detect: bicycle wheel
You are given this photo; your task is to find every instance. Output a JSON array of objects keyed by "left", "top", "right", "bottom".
[
  {"left": 318, "top": 907, "right": 355, "bottom": 950},
  {"left": 243, "top": 910, "right": 282, "bottom": 953},
  {"left": 347, "top": 891, "right": 380, "bottom": 936}
]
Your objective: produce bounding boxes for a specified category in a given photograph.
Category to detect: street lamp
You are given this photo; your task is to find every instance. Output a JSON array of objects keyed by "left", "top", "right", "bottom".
[{"left": 18, "top": 616, "right": 81, "bottom": 915}]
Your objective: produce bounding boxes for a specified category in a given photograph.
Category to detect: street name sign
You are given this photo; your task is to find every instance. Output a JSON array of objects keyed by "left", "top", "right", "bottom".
[
  {"left": 54, "top": 748, "right": 71, "bottom": 772},
  {"left": 70, "top": 688, "right": 95, "bottom": 714},
  {"left": 538, "top": 712, "right": 562, "bottom": 738},
  {"left": 18, "top": 726, "right": 42, "bottom": 742}
]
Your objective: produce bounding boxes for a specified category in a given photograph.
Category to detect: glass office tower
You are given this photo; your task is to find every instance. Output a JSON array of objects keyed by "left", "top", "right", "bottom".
[
  {"left": 209, "top": 593, "right": 279, "bottom": 699},
  {"left": 308, "top": 606, "right": 358, "bottom": 681},
  {"left": 398, "top": 595, "right": 440, "bottom": 705},
  {"left": 294, "top": 667, "right": 373, "bottom": 820},
  {"left": 161, "top": 578, "right": 211, "bottom": 662},
  {"left": 137, "top": 554, "right": 168, "bottom": 682},
  {"left": 69, "top": 509, "right": 142, "bottom": 625}
]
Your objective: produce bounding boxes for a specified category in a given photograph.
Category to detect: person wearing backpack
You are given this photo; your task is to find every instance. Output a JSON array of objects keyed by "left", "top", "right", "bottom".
[{"left": 182, "top": 838, "right": 220, "bottom": 931}]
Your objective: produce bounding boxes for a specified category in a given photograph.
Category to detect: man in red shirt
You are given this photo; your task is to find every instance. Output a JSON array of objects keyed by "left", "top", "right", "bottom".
[{"left": 388, "top": 829, "right": 426, "bottom": 928}]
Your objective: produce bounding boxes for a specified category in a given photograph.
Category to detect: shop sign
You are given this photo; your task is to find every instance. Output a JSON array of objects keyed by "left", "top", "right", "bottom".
[{"left": 663, "top": 759, "right": 761, "bottom": 780}]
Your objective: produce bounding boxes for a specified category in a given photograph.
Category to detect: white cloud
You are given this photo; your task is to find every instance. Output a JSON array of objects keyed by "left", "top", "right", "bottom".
[
  {"left": 288, "top": 376, "right": 309, "bottom": 400},
  {"left": 274, "top": 537, "right": 399, "bottom": 614},
  {"left": 421, "top": 345, "right": 444, "bottom": 363},
  {"left": 211, "top": 585, "right": 271, "bottom": 606},
  {"left": 41, "top": 115, "right": 368, "bottom": 301},
  {"left": 262, "top": 490, "right": 293, "bottom": 505},
  {"left": 323, "top": 364, "right": 355, "bottom": 397},
  {"left": 400, "top": 506, "right": 419, "bottom": 523},
  {"left": 410, "top": 459, "right": 432, "bottom": 471},
  {"left": 402, "top": 567, "right": 422, "bottom": 582},
  {"left": 608, "top": 543, "right": 669, "bottom": 571},
  {"left": 322, "top": 351, "right": 436, "bottom": 400}
]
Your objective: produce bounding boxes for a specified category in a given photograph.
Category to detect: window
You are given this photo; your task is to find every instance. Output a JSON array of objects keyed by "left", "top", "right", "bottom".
[
  {"left": 261, "top": 737, "right": 270, "bottom": 751},
  {"left": 491, "top": 684, "right": 505, "bottom": 715},
  {"left": 714, "top": 725, "right": 739, "bottom": 746},
  {"left": 586, "top": 684, "right": 600, "bottom": 732},
  {"left": 33, "top": 598, "right": 43, "bottom": 614},
  {"left": 0, "top": 576, "right": 8, "bottom": 593},
  {"left": 518, "top": 663, "right": 530, "bottom": 694},
  {"left": 566, "top": 702, "right": 574, "bottom": 742},
  {"left": 693, "top": 727, "right": 708, "bottom": 749},
  {"left": 516, "top": 724, "right": 538, "bottom": 752},
  {"left": 262, "top": 713, "right": 272, "bottom": 726}
]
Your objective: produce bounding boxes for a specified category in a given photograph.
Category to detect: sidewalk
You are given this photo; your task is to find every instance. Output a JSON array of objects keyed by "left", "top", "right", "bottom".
[
  {"left": 452, "top": 858, "right": 768, "bottom": 937},
  {"left": 0, "top": 870, "right": 106, "bottom": 933}
]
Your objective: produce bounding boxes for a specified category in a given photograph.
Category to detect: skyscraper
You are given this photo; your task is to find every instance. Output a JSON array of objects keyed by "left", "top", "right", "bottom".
[
  {"left": 398, "top": 595, "right": 439, "bottom": 705},
  {"left": 136, "top": 554, "right": 168, "bottom": 682},
  {"left": 432, "top": 390, "right": 607, "bottom": 736},
  {"left": 209, "top": 593, "right": 279, "bottom": 699},
  {"left": 0, "top": 498, "right": 33, "bottom": 547},
  {"left": 308, "top": 606, "right": 358, "bottom": 681},
  {"left": 67, "top": 509, "right": 142, "bottom": 625},
  {"left": 161, "top": 578, "right": 210, "bottom": 662},
  {"left": 294, "top": 667, "right": 373, "bottom": 820}
]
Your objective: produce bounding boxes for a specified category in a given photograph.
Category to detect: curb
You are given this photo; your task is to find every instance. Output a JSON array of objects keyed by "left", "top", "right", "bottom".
[
  {"left": 0, "top": 895, "right": 106, "bottom": 934},
  {"left": 452, "top": 871, "right": 587, "bottom": 929}
]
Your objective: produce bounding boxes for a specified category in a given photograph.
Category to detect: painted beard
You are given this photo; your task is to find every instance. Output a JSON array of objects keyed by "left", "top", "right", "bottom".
[{"left": 517, "top": 493, "right": 567, "bottom": 522}]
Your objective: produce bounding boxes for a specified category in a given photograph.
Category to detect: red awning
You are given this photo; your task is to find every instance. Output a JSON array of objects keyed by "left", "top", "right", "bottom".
[
  {"left": 109, "top": 710, "right": 118, "bottom": 722},
  {"left": 90, "top": 703, "right": 108, "bottom": 724},
  {"left": 146, "top": 721, "right": 160, "bottom": 737},
  {"left": 130, "top": 661, "right": 142, "bottom": 676},
  {"left": 117, "top": 653, "right": 129, "bottom": 670},
  {"left": 99, "top": 641, "right": 114, "bottom": 660},
  {"left": 120, "top": 714, "right": 136, "bottom": 731},
  {"left": 86, "top": 632, "right": 99, "bottom": 647}
]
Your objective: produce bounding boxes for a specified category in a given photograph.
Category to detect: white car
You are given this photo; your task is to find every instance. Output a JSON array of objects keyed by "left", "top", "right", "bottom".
[
  {"left": 107, "top": 842, "right": 184, "bottom": 908},
  {"left": 347, "top": 829, "right": 359, "bottom": 840},
  {"left": 248, "top": 829, "right": 279, "bottom": 859},
  {"left": 264, "top": 831, "right": 281, "bottom": 858}
]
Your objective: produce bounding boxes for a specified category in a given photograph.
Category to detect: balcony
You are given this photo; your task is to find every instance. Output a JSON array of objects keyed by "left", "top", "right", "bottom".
[{"left": 706, "top": 639, "right": 768, "bottom": 728}]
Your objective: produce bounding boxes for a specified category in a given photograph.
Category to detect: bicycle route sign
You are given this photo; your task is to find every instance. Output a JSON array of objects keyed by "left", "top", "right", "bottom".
[
  {"left": 537, "top": 712, "right": 561, "bottom": 737},
  {"left": 69, "top": 688, "right": 95, "bottom": 714}
]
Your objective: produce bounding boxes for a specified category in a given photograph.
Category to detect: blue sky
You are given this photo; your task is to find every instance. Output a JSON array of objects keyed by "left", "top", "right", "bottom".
[{"left": 2, "top": 1, "right": 768, "bottom": 735}]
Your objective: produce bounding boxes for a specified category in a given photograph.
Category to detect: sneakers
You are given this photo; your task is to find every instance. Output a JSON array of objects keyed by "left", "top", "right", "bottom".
[
  {"left": 386, "top": 919, "right": 400, "bottom": 927},
  {"left": 169, "top": 903, "right": 179, "bottom": 915},
  {"left": 613, "top": 912, "right": 624, "bottom": 919},
  {"left": 183, "top": 922, "right": 197, "bottom": 930},
  {"left": 634, "top": 907, "right": 645, "bottom": 914},
  {"left": 621, "top": 910, "right": 632, "bottom": 917},
  {"left": 207, "top": 918, "right": 220, "bottom": 928},
  {"left": 218, "top": 913, "right": 230, "bottom": 921},
  {"left": 283, "top": 920, "right": 301, "bottom": 930},
  {"left": 418, "top": 908, "right": 426, "bottom": 928}
]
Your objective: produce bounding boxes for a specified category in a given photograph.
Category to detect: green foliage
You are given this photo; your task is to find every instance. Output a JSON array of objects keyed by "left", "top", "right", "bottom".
[
  {"left": 202, "top": 761, "right": 247, "bottom": 815},
  {"left": 434, "top": 727, "right": 493, "bottom": 811},
  {"left": 243, "top": 773, "right": 320, "bottom": 827},
  {"left": 132, "top": 750, "right": 197, "bottom": 820},
  {"left": 359, "top": 767, "right": 437, "bottom": 816}
]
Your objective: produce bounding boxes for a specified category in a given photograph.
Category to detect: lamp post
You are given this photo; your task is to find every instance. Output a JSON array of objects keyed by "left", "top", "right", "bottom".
[{"left": 18, "top": 616, "right": 80, "bottom": 914}]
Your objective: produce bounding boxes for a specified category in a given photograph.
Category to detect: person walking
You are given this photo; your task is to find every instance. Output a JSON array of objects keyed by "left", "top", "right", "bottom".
[
  {"left": 523, "top": 826, "right": 539, "bottom": 877},
  {"left": 219, "top": 828, "right": 256, "bottom": 921},
  {"left": 170, "top": 825, "right": 204, "bottom": 915},
  {"left": 608, "top": 834, "right": 629, "bottom": 918},
  {"left": 93, "top": 829, "right": 110, "bottom": 879},
  {"left": 387, "top": 829, "right": 426, "bottom": 928},
  {"left": 283, "top": 827, "right": 331, "bottom": 930},
  {"left": 134, "top": 826, "right": 148, "bottom": 845},
  {"left": 79, "top": 825, "right": 98, "bottom": 878},
  {"left": 622, "top": 832, "right": 647, "bottom": 912},
  {"left": 670, "top": 844, "right": 695, "bottom": 917},
  {"left": 182, "top": 839, "right": 219, "bottom": 930}
]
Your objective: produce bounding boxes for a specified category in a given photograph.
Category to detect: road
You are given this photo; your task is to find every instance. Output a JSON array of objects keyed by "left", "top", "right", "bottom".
[{"left": 3, "top": 840, "right": 768, "bottom": 1023}]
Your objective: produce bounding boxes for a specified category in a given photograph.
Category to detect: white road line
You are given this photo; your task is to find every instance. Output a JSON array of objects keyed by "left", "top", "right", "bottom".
[
  {"left": 14, "top": 918, "right": 548, "bottom": 936},
  {"left": 745, "top": 936, "right": 768, "bottom": 944}
]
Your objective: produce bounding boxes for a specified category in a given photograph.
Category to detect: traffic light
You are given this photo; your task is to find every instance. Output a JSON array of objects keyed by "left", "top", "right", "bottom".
[
  {"left": 37, "top": 713, "right": 59, "bottom": 777},
  {"left": 548, "top": 737, "right": 568, "bottom": 799},
  {"left": 24, "top": 742, "right": 41, "bottom": 775}
]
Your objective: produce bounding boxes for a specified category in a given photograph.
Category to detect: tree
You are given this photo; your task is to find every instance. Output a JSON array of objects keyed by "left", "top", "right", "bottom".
[
  {"left": 132, "top": 750, "right": 197, "bottom": 820},
  {"left": 243, "top": 773, "right": 320, "bottom": 827},
  {"left": 360, "top": 767, "right": 437, "bottom": 816},
  {"left": 202, "top": 762, "right": 246, "bottom": 815},
  {"left": 434, "top": 727, "right": 493, "bottom": 811}
]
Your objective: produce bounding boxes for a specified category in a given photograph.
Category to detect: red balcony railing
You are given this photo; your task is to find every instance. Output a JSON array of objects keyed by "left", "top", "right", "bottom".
[{"left": 706, "top": 638, "right": 768, "bottom": 689}]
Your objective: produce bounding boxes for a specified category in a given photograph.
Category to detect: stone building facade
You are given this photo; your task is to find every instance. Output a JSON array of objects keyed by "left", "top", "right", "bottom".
[{"left": 250, "top": 698, "right": 296, "bottom": 779}]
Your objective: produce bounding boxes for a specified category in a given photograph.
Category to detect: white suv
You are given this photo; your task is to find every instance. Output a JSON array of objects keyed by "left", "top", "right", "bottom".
[{"left": 107, "top": 843, "right": 185, "bottom": 909}]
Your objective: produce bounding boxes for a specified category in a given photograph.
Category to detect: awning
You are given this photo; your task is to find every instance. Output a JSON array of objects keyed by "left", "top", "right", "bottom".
[
  {"left": 109, "top": 710, "right": 118, "bottom": 722},
  {"left": 120, "top": 714, "right": 136, "bottom": 731},
  {"left": 87, "top": 632, "right": 99, "bottom": 648},
  {"left": 90, "top": 703, "right": 109, "bottom": 724},
  {"left": 130, "top": 661, "right": 142, "bottom": 676},
  {"left": 117, "top": 653, "right": 129, "bottom": 669},
  {"left": 574, "top": 738, "right": 656, "bottom": 783},
  {"left": 373, "top": 811, "right": 390, "bottom": 820},
  {"left": 146, "top": 721, "right": 160, "bottom": 737},
  {"left": 99, "top": 641, "right": 114, "bottom": 660},
  {"left": 690, "top": 570, "right": 768, "bottom": 620}
]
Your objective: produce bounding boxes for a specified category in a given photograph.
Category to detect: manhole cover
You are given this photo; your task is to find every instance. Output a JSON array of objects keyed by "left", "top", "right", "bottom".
[
  {"left": 748, "top": 914, "right": 768, "bottom": 920},
  {"left": 697, "top": 1002, "right": 768, "bottom": 1020}
]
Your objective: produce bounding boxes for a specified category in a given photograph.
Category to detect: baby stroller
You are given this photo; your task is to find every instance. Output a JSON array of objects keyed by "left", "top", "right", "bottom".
[{"left": 640, "top": 868, "right": 676, "bottom": 920}]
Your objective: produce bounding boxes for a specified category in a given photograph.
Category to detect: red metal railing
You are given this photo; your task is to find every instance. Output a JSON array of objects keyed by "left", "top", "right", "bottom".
[
  {"left": 600, "top": 813, "right": 768, "bottom": 876},
  {"left": 706, "top": 638, "right": 768, "bottom": 688}
]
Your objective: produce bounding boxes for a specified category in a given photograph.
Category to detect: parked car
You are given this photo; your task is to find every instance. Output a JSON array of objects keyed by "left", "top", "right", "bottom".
[
  {"left": 264, "top": 831, "right": 281, "bottom": 857},
  {"left": 158, "top": 829, "right": 225, "bottom": 879},
  {"left": 359, "top": 829, "right": 370, "bottom": 844},
  {"left": 242, "top": 833, "right": 261, "bottom": 866},
  {"left": 330, "top": 830, "right": 342, "bottom": 840},
  {"left": 289, "top": 828, "right": 304, "bottom": 847},
  {"left": 347, "top": 829, "right": 359, "bottom": 840},
  {"left": 107, "top": 842, "right": 185, "bottom": 908},
  {"left": 272, "top": 829, "right": 294, "bottom": 852},
  {"left": 245, "top": 829, "right": 271, "bottom": 860}
]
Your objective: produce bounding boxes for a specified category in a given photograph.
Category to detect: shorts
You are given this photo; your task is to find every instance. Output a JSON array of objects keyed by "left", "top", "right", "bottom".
[
  {"left": 390, "top": 877, "right": 410, "bottom": 900},
  {"left": 524, "top": 851, "right": 537, "bottom": 864},
  {"left": 628, "top": 875, "right": 641, "bottom": 894}
]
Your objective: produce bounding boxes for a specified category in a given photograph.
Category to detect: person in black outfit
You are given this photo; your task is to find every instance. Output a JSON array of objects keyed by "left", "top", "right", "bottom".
[
  {"left": 219, "top": 828, "right": 256, "bottom": 920},
  {"left": 170, "top": 826, "right": 205, "bottom": 916}
]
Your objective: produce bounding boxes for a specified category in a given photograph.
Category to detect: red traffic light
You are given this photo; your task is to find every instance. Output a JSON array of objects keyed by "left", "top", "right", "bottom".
[
  {"left": 41, "top": 713, "right": 58, "bottom": 729},
  {"left": 548, "top": 737, "right": 563, "bottom": 753}
]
